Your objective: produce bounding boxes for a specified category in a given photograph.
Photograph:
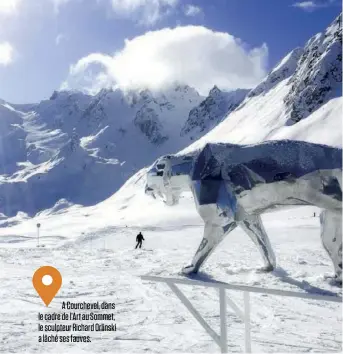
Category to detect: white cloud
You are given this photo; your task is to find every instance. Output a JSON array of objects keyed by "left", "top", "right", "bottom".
[
  {"left": 292, "top": 0, "right": 336, "bottom": 11},
  {"left": 184, "top": 4, "right": 202, "bottom": 17},
  {"left": 0, "top": 0, "right": 21, "bottom": 16},
  {"left": 293, "top": 1, "right": 319, "bottom": 10},
  {"left": 110, "top": 0, "right": 179, "bottom": 26},
  {"left": 55, "top": 33, "right": 68, "bottom": 45},
  {"left": 0, "top": 42, "right": 13, "bottom": 65},
  {"left": 64, "top": 26, "right": 268, "bottom": 95}
]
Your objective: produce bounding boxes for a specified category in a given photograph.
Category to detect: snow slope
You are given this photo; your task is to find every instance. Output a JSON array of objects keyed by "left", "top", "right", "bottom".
[
  {"left": 0, "top": 103, "right": 27, "bottom": 174},
  {"left": 180, "top": 87, "right": 342, "bottom": 156}
]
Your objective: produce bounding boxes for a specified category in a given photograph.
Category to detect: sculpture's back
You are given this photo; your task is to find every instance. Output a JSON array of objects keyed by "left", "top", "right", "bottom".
[
  {"left": 191, "top": 140, "right": 342, "bottom": 213},
  {"left": 192, "top": 140, "right": 341, "bottom": 186}
]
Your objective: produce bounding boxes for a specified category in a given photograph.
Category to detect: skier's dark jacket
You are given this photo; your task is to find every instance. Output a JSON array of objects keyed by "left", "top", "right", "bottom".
[{"left": 136, "top": 233, "right": 144, "bottom": 242}]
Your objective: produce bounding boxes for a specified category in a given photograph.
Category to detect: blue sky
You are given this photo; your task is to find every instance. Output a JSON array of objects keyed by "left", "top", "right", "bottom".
[{"left": 0, "top": 0, "right": 341, "bottom": 103}]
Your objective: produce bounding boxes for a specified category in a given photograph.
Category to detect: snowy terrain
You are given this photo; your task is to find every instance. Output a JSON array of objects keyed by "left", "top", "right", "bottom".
[
  {"left": 0, "top": 13, "right": 342, "bottom": 354},
  {"left": 0, "top": 174, "right": 342, "bottom": 353}
]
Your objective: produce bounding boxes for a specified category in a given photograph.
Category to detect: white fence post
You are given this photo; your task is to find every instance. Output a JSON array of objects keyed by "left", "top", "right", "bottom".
[
  {"left": 219, "top": 288, "right": 228, "bottom": 353},
  {"left": 166, "top": 282, "right": 222, "bottom": 348},
  {"left": 140, "top": 275, "right": 342, "bottom": 353},
  {"left": 244, "top": 292, "right": 251, "bottom": 353}
]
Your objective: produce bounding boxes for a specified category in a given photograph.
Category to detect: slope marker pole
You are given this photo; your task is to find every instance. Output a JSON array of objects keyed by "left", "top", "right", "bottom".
[{"left": 36, "top": 223, "right": 41, "bottom": 247}]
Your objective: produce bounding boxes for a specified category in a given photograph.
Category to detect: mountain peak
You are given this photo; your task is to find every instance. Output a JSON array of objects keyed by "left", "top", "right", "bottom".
[
  {"left": 248, "top": 47, "right": 304, "bottom": 98},
  {"left": 173, "top": 84, "right": 198, "bottom": 94},
  {"left": 284, "top": 13, "right": 342, "bottom": 124},
  {"left": 209, "top": 85, "right": 221, "bottom": 96},
  {"left": 181, "top": 88, "right": 249, "bottom": 139}
]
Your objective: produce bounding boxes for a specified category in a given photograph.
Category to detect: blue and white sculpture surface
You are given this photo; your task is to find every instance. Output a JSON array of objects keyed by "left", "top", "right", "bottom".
[{"left": 145, "top": 140, "right": 342, "bottom": 283}]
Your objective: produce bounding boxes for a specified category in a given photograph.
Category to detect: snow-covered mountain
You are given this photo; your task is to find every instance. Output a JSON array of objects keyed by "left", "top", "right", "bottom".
[
  {"left": 180, "top": 13, "right": 342, "bottom": 155},
  {"left": 179, "top": 13, "right": 342, "bottom": 147},
  {"left": 284, "top": 14, "right": 342, "bottom": 124},
  {"left": 0, "top": 14, "right": 341, "bottom": 219},
  {"left": 181, "top": 86, "right": 249, "bottom": 140},
  {"left": 0, "top": 103, "right": 27, "bottom": 174},
  {"left": 0, "top": 84, "right": 207, "bottom": 217}
]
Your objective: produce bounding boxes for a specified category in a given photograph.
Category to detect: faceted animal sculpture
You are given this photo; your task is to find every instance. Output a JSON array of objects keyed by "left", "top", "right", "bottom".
[{"left": 145, "top": 140, "right": 342, "bottom": 283}]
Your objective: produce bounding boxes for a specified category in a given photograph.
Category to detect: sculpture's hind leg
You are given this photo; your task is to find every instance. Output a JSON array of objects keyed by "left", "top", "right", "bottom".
[
  {"left": 320, "top": 210, "right": 342, "bottom": 284},
  {"left": 182, "top": 221, "right": 237, "bottom": 275},
  {"left": 238, "top": 214, "right": 276, "bottom": 271}
]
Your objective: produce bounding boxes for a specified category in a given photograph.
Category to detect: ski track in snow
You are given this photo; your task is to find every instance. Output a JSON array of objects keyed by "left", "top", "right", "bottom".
[{"left": 0, "top": 206, "right": 341, "bottom": 353}]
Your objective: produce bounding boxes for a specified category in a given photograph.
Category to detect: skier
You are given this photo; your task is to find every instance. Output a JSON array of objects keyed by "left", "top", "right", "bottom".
[{"left": 135, "top": 232, "right": 145, "bottom": 249}]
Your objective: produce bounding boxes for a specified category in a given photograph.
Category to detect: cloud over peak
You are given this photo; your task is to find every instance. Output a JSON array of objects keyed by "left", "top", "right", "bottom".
[
  {"left": 0, "top": 0, "right": 21, "bottom": 16},
  {"left": 64, "top": 25, "right": 268, "bottom": 95},
  {"left": 0, "top": 42, "right": 13, "bottom": 66}
]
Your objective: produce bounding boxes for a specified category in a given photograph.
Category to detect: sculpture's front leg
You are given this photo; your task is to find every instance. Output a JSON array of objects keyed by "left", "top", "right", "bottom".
[
  {"left": 320, "top": 210, "right": 342, "bottom": 284},
  {"left": 182, "top": 221, "right": 237, "bottom": 274}
]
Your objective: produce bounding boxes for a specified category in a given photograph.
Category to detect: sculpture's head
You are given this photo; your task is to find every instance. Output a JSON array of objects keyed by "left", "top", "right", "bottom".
[{"left": 145, "top": 154, "right": 192, "bottom": 206}]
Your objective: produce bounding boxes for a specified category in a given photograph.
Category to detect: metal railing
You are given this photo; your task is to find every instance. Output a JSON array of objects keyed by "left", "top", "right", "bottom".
[{"left": 141, "top": 275, "right": 342, "bottom": 353}]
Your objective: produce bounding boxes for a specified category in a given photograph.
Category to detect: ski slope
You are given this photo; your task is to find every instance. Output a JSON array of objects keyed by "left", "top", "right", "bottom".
[{"left": 0, "top": 169, "right": 342, "bottom": 353}]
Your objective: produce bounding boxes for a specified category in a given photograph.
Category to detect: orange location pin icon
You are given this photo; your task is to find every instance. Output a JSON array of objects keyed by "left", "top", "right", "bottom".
[{"left": 32, "top": 266, "right": 62, "bottom": 306}]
